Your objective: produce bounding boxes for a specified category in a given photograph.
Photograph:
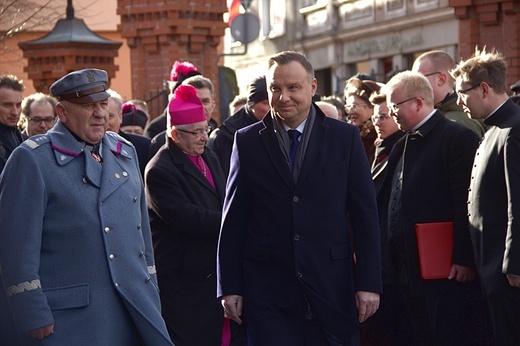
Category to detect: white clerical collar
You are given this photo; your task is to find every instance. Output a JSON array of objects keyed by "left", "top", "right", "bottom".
[
  {"left": 485, "top": 99, "right": 508, "bottom": 120},
  {"left": 411, "top": 109, "right": 436, "bottom": 133}
]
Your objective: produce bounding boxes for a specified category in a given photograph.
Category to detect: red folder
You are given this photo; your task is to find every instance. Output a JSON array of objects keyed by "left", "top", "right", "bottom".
[{"left": 415, "top": 222, "right": 453, "bottom": 280}]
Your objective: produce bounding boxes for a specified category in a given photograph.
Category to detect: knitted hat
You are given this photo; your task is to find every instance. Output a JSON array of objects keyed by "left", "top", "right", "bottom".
[
  {"left": 247, "top": 75, "right": 268, "bottom": 107},
  {"left": 121, "top": 102, "right": 148, "bottom": 129},
  {"left": 167, "top": 85, "right": 206, "bottom": 127}
]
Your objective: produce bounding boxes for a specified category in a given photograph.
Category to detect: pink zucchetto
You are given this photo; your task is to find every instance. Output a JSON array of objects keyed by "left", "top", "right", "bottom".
[
  {"left": 167, "top": 84, "right": 206, "bottom": 127},
  {"left": 170, "top": 61, "right": 198, "bottom": 82}
]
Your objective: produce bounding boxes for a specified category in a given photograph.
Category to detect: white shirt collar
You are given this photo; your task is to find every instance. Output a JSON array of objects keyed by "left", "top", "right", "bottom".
[{"left": 411, "top": 109, "right": 436, "bottom": 133}]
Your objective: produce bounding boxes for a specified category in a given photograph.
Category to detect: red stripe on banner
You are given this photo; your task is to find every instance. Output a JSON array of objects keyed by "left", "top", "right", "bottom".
[{"left": 228, "top": 0, "right": 242, "bottom": 24}]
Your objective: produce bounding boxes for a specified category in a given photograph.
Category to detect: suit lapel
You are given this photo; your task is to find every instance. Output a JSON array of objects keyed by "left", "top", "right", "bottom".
[
  {"left": 168, "top": 140, "right": 220, "bottom": 199},
  {"left": 203, "top": 149, "right": 226, "bottom": 200}
]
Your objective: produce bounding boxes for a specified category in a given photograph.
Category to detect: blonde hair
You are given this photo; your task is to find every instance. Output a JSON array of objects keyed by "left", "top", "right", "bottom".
[{"left": 385, "top": 71, "right": 434, "bottom": 107}]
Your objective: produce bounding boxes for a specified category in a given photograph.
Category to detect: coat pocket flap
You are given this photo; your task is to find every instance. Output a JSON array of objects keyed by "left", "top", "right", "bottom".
[{"left": 44, "top": 283, "right": 89, "bottom": 310}]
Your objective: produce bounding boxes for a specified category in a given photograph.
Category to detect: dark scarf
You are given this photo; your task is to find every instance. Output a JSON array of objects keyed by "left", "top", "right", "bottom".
[{"left": 374, "top": 130, "right": 405, "bottom": 165}]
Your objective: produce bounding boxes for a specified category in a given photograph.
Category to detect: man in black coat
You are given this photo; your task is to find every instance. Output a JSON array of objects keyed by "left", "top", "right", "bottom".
[
  {"left": 369, "top": 90, "right": 404, "bottom": 194},
  {"left": 207, "top": 75, "right": 270, "bottom": 176},
  {"left": 0, "top": 74, "right": 24, "bottom": 345},
  {"left": 217, "top": 51, "right": 382, "bottom": 345},
  {"left": 377, "top": 71, "right": 484, "bottom": 344},
  {"left": 452, "top": 48, "right": 520, "bottom": 344},
  {"left": 107, "top": 91, "right": 150, "bottom": 177},
  {"left": 0, "top": 74, "right": 24, "bottom": 173},
  {"left": 145, "top": 85, "right": 226, "bottom": 346}
]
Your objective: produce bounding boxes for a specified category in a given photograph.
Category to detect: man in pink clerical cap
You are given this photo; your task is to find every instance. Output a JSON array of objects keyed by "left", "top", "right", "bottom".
[
  {"left": 144, "top": 84, "right": 227, "bottom": 346},
  {"left": 144, "top": 60, "right": 201, "bottom": 139}
]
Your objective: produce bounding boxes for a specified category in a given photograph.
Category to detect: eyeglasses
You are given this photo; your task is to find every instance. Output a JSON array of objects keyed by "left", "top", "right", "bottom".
[
  {"left": 26, "top": 116, "right": 56, "bottom": 125},
  {"left": 371, "top": 114, "right": 391, "bottom": 123},
  {"left": 388, "top": 97, "right": 418, "bottom": 115},
  {"left": 423, "top": 71, "right": 441, "bottom": 77},
  {"left": 457, "top": 84, "right": 480, "bottom": 99},
  {"left": 345, "top": 103, "right": 368, "bottom": 111},
  {"left": 176, "top": 127, "right": 211, "bottom": 138}
]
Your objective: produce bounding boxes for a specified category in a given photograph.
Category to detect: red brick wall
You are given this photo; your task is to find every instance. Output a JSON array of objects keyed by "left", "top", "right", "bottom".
[
  {"left": 117, "top": 0, "right": 227, "bottom": 120},
  {"left": 21, "top": 43, "right": 120, "bottom": 94},
  {"left": 450, "top": 0, "right": 520, "bottom": 88}
]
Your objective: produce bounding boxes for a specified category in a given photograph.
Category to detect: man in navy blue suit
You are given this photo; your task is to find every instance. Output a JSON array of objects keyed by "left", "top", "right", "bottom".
[{"left": 217, "top": 51, "right": 382, "bottom": 345}]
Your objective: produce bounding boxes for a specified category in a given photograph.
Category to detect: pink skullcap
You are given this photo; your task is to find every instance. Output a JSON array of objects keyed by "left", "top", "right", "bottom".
[
  {"left": 170, "top": 61, "right": 198, "bottom": 82},
  {"left": 168, "top": 85, "right": 206, "bottom": 127}
]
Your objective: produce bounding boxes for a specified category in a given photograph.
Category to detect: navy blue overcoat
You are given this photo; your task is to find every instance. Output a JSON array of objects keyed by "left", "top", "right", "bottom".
[{"left": 217, "top": 106, "right": 382, "bottom": 344}]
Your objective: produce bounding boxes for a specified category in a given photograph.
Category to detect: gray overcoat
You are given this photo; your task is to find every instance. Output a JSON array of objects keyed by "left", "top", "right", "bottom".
[{"left": 0, "top": 121, "right": 172, "bottom": 345}]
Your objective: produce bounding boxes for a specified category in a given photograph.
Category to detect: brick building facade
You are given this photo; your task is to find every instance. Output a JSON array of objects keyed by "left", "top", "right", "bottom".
[
  {"left": 450, "top": 0, "right": 520, "bottom": 87},
  {"left": 223, "top": 0, "right": 520, "bottom": 96},
  {"left": 117, "top": 0, "right": 228, "bottom": 120}
]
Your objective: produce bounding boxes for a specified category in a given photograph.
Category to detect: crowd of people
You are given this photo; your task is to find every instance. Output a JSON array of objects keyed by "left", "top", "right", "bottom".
[{"left": 0, "top": 47, "right": 519, "bottom": 345}]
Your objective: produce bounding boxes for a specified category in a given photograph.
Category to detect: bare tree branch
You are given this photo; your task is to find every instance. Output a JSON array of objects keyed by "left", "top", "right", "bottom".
[{"left": 0, "top": 0, "right": 63, "bottom": 41}]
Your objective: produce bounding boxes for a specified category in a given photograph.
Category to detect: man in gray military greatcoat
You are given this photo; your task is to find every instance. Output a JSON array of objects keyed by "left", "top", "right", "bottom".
[{"left": 0, "top": 69, "right": 173, "bottom": 345}]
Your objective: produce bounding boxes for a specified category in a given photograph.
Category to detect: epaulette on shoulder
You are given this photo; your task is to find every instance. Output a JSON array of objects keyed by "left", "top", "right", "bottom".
[
  {"left": 23, "top": 135, "right": 50, "bottom": 150},
  {"left": 106, "top": 131, "right": 131, "bottom": 146}
]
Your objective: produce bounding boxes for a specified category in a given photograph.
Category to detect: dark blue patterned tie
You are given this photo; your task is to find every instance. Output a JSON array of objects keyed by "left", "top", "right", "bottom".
[{"left": 288, "top": 129, "right": 301, "bottom": 171}]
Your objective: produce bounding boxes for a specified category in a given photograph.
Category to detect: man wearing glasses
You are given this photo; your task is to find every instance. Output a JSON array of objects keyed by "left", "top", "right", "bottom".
[
  {"left": 451, "top": 48, "right": 520, "bottom": 344},
  {"left": 20, "top": 93, "right": 57, "bottom": 138},
  {"left": 377, "top": 71, "right": 484, "bottom": 344},
  {"left": 412, "top": 50, "right": 486, "bottom": 137},
  {"left": 145, "top": 84, "right": 227, "bottom": 345},
  {"left": 148, "top": 75, "right": 218, "bottom": 159},
  {"left": 369, "top": 91, "right": 404, "bottom": 193}
]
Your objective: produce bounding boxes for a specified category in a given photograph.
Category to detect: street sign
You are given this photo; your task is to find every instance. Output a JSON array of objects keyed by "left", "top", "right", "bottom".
[{"left": 230, "top": 13, "right": 260, "bottom": 44}]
